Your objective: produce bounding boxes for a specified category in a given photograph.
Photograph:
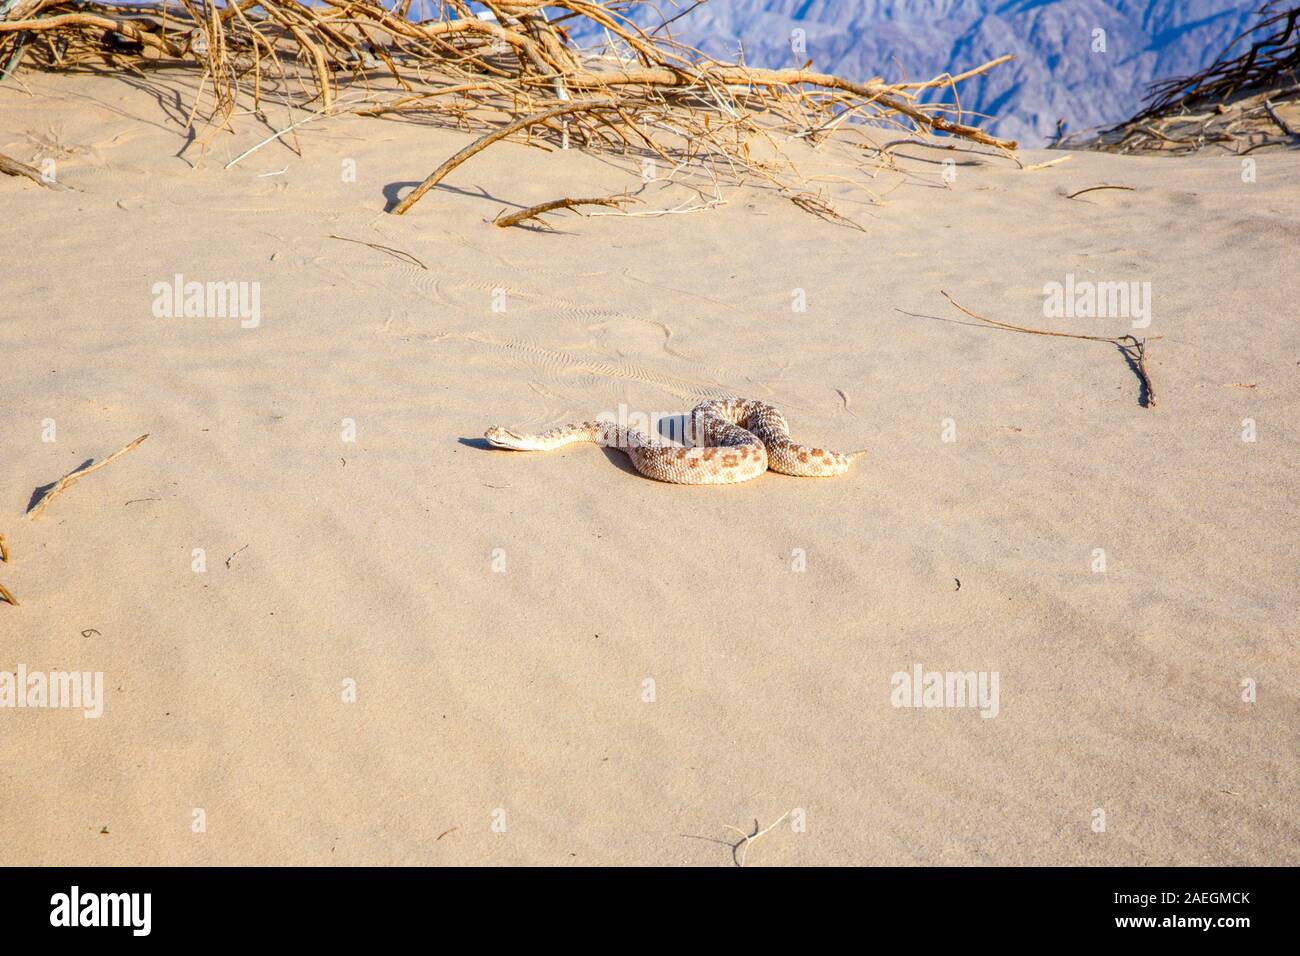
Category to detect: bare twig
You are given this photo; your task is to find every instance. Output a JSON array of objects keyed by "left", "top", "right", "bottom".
[
  {"left": 1117, "top": 334, "right": 1157, "bottom": 407},
  {"left": 727, "top": 811, "right": 791, "bottom": 867},
  {"left": 1, "top": 527, "right": 11, "bottom": 608},
  {"left": 787, "top": 191, "right": 868, "bottom": 231},
  {"left": 328, "top": 234, "right": 427, "bottom": 269},
  {"left": 493, "top": 194, "right": 639, "bottom": 228},
  {"left": 1066, "top": 184, "right": 1135, "bottom": 201},
  {"left": 1263, "top": 98, "right": 1297, "bottom": 136},
  {"left": 682, "top": 811, "right": 792, "bottom": 868},
  {"left": 1065, "top": 5, "right": 1300, "bottom": 154},
  {"left": 27, "top": 434, "right": 150, "bottom": 520},
  {"left": 392, "top": 99, "right": 617, "bottom": 215},
  {"left": 223, "top": 96, "right": 372, "bottom": 170},
  {"left": 0, "top": 12, "right": 185, "bottom": 57},
  {"left": 8, "top": 1, "right": 1018, "bottom": 227},
  {"left": 939, "top": 291, "right": 1159, "bottom": 408},
  {"left": 0, "top": 151, "right": 66, "bottom": 190},
  {"left": 1022, "top": 155, "right": 1071, "bottom": 171}
]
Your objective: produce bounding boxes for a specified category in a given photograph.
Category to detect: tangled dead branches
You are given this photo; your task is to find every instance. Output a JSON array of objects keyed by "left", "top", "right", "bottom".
[
  {"left": 1061, "top": 2, "right": 1300, "bottom": 155},
  {"left": 1, "top": 0, "right": 1017, "bottom": 218}
]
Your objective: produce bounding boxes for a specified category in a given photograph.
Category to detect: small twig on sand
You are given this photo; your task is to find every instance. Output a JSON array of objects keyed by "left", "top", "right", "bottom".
[
  {"left": 0, "top": 151, "right": 68, "bottom": 190},
  {"left": 1263, "top": 99, "right": 1297, "bottom": 137},
  {"left": 939, "top": 291, "right": 1159, "bottom": 408},
  {"left": 942, "top": 291, "right": 1121, "bottom": 343},
  {"left": 27, "top": 434, "right": 150, "bottom": 520},
  {"left": 223, "top": 95, "right": 375, "bottom": 171},
  {"left": 225, "top": 114, "right": 324, "bottom": 170},
  {"left": 0, "top": 34, "right": 27, "bottom": 83},
  {"left": 0, "top": 527, "right": 12, "bottom": 605},
  {"left": 493, "top": 194, "right": 640, "bottom": 228},
  {"left": 1066, "top": 184, "right": 1135, "bottom": 201},
  {"left": 1117, "top": 334, "right": 1157, "bottom": 407},
  {"left": 328, "top": 234, "right": 428, "bottom": 269},
  {"left": 1239, "top": 138, "right": 1289, "bottom": 154},
  {"left": 392, "top": 99, "right": 617, "bottom": 215},
  {"left": 1022, "top": 155, "right": 1071, "bottom": 171},
  {"left": 682, "top": 810, "right": 792, "bottom": 867},
  {"left": 726, "top": 811, "right": 791, "bottom": 867},
  {"left": 787, "top": 191, "right": 867, "bottom": 232},
  {"left": 1, "top": 530, "right": 14, "bottom": 605}
]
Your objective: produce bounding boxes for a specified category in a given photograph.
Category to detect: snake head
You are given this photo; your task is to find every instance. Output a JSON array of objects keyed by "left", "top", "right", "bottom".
[{"left": 484, "top": 426, "right": 531, "bottom": 450}]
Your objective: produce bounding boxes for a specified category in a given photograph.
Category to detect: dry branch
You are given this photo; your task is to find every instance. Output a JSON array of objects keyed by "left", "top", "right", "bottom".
[
  {"left": 0, "top": 12, "right": 186, "bottom": 57},
  {"left": 2, "top": 1, "right": 1018, "bottom": 223},
  {"left": 0, "top": 532, "right": 13, "bottom": 605},
  {"left": 1066, "top": 184, "right": 1135, "bottom": 201},
  {"left": 0, "top": 151, "right": 67, "bottom": 190},
  {"left": 1066, "top": 4, "right": 1300, "bottom": 154},
  {"left": 787, "top": 190, "right": 868, "bottom": 231},
  {"left": 328, "top": 233, "right": 427, "bottom": 269},
  {"left": 392, "top": 99, "right": 617, "bottom": 215},
  {"left": 493, "top": 194, "right": 639, "bottom": 228},
  {"left": 1022, "top": 155, "right": 1071, "bottom": 171},
  {"left": 940, "top": 291, "right": 1158, "bottom": 408},
  {"left": 1263, "top": 97, "right": 1298, "bottom": 136},
  {"left": 28, "top": 434, "right": 150, "bottom": 520}
]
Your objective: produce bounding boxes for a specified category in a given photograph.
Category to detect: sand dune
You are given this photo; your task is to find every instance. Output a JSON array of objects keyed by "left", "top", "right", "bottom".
[{"left": 1, "top": 69, "right": 1296, "bottom": 865}]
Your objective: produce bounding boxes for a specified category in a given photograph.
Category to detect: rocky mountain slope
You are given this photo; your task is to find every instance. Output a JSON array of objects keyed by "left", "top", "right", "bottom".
[{"left": 576, "top": 0, "right": 1271, "bottom": 144}]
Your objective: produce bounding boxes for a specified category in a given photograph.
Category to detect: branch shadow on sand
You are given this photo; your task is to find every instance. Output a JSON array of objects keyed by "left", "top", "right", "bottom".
[{"left": 26, "top": 459, "right": 93, "bottom": 515}]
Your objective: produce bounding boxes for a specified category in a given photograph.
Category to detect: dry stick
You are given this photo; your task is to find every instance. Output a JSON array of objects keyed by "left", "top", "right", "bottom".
[
  {"left": 492, "top": 194, "right": 638, "bottom": 228},
  {"left": 0, "top": 581, "right": 17, "bottom": 607},
  {"left": 680, "top": 811, "right": 793, "bottom": 867},
  {"left": 12, "top": 2, "right": 1016, "bottom": 225},
  {"left": 391, "top": 99, "right": 616, "bottom": 215},
  {"left": 1066, "top": 184, "right": 1135, "bottom": 200},
  {"left": 1, "top": 33, "right": 28, "bottom": 82},
  {"left": 588, "top": 192, "right": 724, "bottom": 218},
  {"left": 940, "top": 291, "right": 1158, "bottom": 408},
  {"left": 1126, "top": 335, "right": 1157, "bottom": 408},
  {"left": 787, "top": 190, "right": 867, "bottom": 231},
  {"left": 0, "top": 151, "right": 67, "bottom": 190},
  {"left": 558, "top": 62, "right": 1018, "bottom": 149},
  {"left": 728, "top": 810, "right": 791, "bottom": 868},
  {"left": 28, "top": 434, "right": 150, "bottom": 520},
  {"left": 898, "top": 54, "right": 1016, "bottom": 90},
  {"left": 1022, "top": 155, "right": 1071, "bottom": 171},
  {"left": 0, "top": 13, "right": 187, "bottom": 57},
  {"left": 328, "top": 233, "right": 428, "bottom": 269},
  {"left": 0, "top": 531, "right": 9, "bottom": 563},
  {"left": 1239, "top": 137, "right": 1288, "bottom": 154},
  {"left": 223, "top": 94, "right": 371, "bottom": 169},
  {"left": 1263, "top": 98, "right": 1297, "bottom": 136}
]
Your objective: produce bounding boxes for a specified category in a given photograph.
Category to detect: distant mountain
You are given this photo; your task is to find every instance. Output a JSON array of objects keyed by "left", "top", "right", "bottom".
[{"left": 571, "top": 0, "right": 1271, "bottom": 145}]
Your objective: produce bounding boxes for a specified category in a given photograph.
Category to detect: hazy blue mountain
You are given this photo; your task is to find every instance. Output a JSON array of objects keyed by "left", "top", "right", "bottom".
[{"left": 572, "top": 0, "right": 1270, "bottom": 145}]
